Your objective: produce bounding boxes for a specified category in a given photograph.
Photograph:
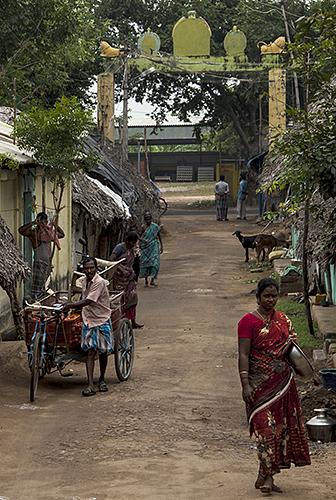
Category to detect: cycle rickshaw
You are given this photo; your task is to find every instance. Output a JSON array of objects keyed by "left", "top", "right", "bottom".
[{"left": 25, "top": 258, "right": 134, "bottom": 402}]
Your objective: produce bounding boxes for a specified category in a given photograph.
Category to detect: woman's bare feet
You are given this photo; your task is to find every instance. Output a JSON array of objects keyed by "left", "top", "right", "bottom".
[
  {"left": 255, "top": 475, "right": 282, "bottom": 494},
  {"left": 150, "top": 279, "right": 157, "bottom": 286}
]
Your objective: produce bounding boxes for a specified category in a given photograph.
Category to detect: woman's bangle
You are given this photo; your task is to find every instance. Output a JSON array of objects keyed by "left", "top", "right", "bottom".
[{"left": 239, "top": 370, "right": 249, "bottom": 375}]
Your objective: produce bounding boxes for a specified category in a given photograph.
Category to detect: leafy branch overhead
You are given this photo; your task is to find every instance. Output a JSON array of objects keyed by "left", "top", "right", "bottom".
[{"left": 14, "top": 96, "right": 100, "bottom": 182}]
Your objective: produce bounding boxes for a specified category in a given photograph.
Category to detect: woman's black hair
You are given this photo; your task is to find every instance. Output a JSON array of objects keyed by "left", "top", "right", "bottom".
[
  {"left": 257, "top": 277, "right": 279, "bottom": 295},
  {"left": 125, "top": 231, "right": 139, "bottom": 243}
]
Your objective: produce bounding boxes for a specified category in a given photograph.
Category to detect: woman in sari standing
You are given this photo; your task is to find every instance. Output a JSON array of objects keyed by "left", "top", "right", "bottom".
[
  {"left": 110, "top": 232, "right": 143, "bottom": 329},
  {"left": 139, "top": 212, "right": 163, "bottom": 287},
  {"left": 238, "top": 277, "right": 310, "bottom": 494}
]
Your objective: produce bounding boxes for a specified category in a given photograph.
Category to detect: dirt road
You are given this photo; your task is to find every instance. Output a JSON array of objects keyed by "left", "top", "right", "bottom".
[{"left": 1, "top": 212, "right": 336, "bottom": 500}]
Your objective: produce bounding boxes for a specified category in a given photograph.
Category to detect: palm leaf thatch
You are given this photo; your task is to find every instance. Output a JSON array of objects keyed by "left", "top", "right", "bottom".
[
  {"left": 90, "top": 131, "right": 161, "bottom": 224},
  {"left": 0, "top": 215, "right": 30, "bottom": 288},
  {"left": 72, "top": 171, "right": 128, "bottom": 226},
  {"left": 259, "top": 76, "right": 336, "bottom": 268}
]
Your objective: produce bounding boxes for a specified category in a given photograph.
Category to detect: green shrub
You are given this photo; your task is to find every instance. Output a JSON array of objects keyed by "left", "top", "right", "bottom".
[{"left": 276, "top": 300, "right": 322, "bottom": 349}]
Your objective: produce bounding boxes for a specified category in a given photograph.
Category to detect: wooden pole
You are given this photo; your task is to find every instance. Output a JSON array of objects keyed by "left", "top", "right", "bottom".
[
  {"left": 144, "top": 125, "right": 150, "bottom": 181},
  {"left": 280, "top": 0, "right": 300, "bottom": 110},
  {"left": 122, "top": 52, "right": 128, "bottom": 159},
  {"left": 13, "top": 77, "right": 16, "bottom": 145}
]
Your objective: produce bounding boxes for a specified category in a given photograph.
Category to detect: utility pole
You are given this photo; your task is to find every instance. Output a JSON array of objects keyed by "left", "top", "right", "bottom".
[
  {"left": 122, "top": 49, "right": 128, "bottom": 159},
  {"left": 258, "top": 96, "right": 263, "bottom": 154},
  {"left": 13, "top": 77, "right": 17, "bottom": 145},
  {"left": 280, "top": 0, "right": 300, "bottom": 110}
]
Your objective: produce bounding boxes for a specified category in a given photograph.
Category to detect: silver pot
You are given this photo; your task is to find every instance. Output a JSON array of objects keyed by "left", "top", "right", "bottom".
[
  {"left": 306, "top": 408, "right": 336, "bottom": 442},
  {"left": 287, "top": 342, "right": 318, "bottom": 382}
]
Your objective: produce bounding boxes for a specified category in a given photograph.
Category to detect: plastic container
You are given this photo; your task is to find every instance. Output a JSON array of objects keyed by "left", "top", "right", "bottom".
[
  {"left": 319, "top": 369, "right": 336, "bottom": 390},
  {"left": 321, "top": 301, "right": 331, "bottom": 307},
  {"left": 315, "top": 294, "right": 327, "bottom": 306}
]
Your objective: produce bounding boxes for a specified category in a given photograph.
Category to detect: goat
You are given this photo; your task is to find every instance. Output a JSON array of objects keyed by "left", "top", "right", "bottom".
[
  {"left": 232, "top": 230, "right": 258, "bottom": 262},
  {"left": 254, "top": 234, "right": 289, "bottom": 264}
]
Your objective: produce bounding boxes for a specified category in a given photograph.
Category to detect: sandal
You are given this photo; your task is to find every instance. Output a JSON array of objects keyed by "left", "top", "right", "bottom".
[
  {"left": 98, "top": 381, "right": 108, "bottom": 392},
  {"left": 82, "top": 386, "right": 96, "bottom": 397}
]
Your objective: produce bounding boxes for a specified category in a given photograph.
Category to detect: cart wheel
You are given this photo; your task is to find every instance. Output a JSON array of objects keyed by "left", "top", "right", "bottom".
[
  {"left": 30, "top": 332, "right": 42, "bottom": 402},
  {"left": 114, "top": 319, "right": 134, "bottom": 381}
]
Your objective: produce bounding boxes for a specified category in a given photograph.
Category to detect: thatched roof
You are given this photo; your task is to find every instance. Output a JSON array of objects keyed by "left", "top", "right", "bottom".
[
  {"left": 0, "top": 215, "right": 30, "bottom": 287},
  {"left": 72, "top": 172, "right": 129, "bottom": 226},
  {"left": 89, "top": 130, "right": 161, "bottom": 225},
  {"left": 291, "top": 192, "right": 336, "bottom": 268},
  {"left": 258, "top": 77, "right": 336, "bottom": 267}
]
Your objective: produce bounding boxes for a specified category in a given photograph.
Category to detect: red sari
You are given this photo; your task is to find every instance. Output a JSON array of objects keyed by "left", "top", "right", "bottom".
[{"left": 238, "top": 309, "right": 310, "bottom": 478}]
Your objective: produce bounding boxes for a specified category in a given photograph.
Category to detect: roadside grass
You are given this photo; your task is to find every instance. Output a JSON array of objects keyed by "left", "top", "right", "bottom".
[
  {"left": 276, "top": 300, "right": 322, "bottom": 349},
  {"left": 157, "top": 181, "right": 215, "bottom": 197},
  {"left": 188, "top": 199, "right": 216, "bottom": 208}
]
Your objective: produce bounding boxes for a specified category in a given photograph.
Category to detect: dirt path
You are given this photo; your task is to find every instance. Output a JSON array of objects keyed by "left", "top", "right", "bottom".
[{"left": 1, "top": 212, "right": 336, "bottom": 500}]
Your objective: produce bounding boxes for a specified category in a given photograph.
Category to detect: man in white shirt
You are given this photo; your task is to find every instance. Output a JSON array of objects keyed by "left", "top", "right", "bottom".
[{"left": 214, "top": 175, "right": 230, "bottom": 221}]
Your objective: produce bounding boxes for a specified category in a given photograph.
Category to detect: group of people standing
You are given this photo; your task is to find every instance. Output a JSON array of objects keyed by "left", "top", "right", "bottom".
[
  {"left": 214, "top": 172, "right": 248, "bottom": 221},
  {"left": 109, "top": 212, "right": 163, "bottom": 329}
]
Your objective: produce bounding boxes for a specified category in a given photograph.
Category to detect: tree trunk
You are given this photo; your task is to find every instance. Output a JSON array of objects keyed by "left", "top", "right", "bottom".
[
  {"left": 302, "top": 190, "right": 315, "bottom": 336},
  {"left": 3, "top": 282, "right": 24, "bottom": 340}
]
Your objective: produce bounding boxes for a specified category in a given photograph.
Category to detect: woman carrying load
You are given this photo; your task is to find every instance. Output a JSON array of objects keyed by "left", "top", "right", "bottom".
[
  {"left": 238, "top": 277, "right": 310, "bottom": 494},
  {"left": 109, "top": 232, "right": 143, "bottom": 329}
]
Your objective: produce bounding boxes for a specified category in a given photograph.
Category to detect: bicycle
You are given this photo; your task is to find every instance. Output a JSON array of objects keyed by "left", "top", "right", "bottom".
[{"left": 25, "top": 295, "right": 134, "bottom": 402}]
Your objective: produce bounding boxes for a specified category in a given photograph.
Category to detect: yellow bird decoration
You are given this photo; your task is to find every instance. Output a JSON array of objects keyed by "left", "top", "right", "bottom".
[
  {"left": 257, "top": 36, "right": 286, "bottom": 54},
  {"left": 99, "top": 41, "right": 124, "bottom": 58}
]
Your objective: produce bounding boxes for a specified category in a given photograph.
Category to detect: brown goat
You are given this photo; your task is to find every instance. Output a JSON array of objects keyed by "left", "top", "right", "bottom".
[{"left": 254, "top": 234, "right": 289, "bottom": 264}]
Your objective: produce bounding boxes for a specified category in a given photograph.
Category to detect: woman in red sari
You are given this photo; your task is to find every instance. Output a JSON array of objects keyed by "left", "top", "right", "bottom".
[{"left": 238, "top": 277, "right": 310, "bottom": 494}]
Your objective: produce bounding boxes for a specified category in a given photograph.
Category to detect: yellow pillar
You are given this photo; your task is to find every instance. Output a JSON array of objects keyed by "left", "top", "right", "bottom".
[
  {"left": 97, "top": 73, "right": 114, "bottom": 142},
  {"left": 269, "top": 69, "right": 286, "bottom": 142}
]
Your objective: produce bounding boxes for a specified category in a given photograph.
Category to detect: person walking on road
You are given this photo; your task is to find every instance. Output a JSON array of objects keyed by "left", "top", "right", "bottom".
[
  {"left": 139, "top": 212, "right": 163, "bottom": 287},
  {"left": 214, "top": 175, "right": 230, "bottom": 221},
  {"left": 238, "top": 277, "right": 310, "bottom": 494},
  {"left": 237, "top": 172, "right": 248, "bottom": 220},
  {"left": 63, "top": 257, "right": 113, "bottom": 397}
]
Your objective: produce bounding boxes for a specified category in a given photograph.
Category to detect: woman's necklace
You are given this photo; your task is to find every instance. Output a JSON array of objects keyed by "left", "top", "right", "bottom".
[{"left": 255, "top": 308, "right": 267, "bottom": 321}]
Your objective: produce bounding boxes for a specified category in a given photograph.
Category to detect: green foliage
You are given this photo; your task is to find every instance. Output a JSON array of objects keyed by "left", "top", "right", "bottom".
[
  {"left": 14, "top": 96, "right": 99, "bottom": 181},
  {"left": 101, "top": 0, "right": 320, "bottom": 159},
  {"left": 0, "top": 153, "right": 18, "bottom": 171},
  {"left": 188, "top": 199, "right": 216, "bottom": 208},
  {"left": 201, "top": 124, "right": 243, "bottom": 157},
  {"left": 267, "top": 8, "right": 336, "bottom": 263},
  {"left": 276, "top": 300, "right": 321, "bottom": 348},
  {"left": 0, "top": 0, "right": 108, "bottom": 109}
]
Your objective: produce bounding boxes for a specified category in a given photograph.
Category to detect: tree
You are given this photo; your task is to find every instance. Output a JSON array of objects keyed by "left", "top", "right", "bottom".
[
  {"left": 268, "top": 7, "right": 336, "bottom": 335},
  {"left": 98, "top": 0, "right": 324, "bottom": 159},
  {"left": 14, "top": 95, "right": 100, "bottom": 281},
  {"left": 0, "top": 0, "right": 108, "bottom": 109}
]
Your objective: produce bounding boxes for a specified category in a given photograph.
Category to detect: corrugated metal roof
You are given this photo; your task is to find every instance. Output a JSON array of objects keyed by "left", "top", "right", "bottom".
[{"left": 127, "top": 114, "right": 204, "bottom": 128}]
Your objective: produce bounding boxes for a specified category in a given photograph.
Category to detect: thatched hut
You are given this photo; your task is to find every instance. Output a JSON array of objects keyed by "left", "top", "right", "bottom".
[
  {"left": 258, "top": 81, "right": 336, "bottom": 301},
  {"left": 0, "top": 215, "right": 30, "bottom": 340},
  {"left": 72, "top": 172, "right": 130, "bottom": 261},
  {"left": 88, "top": 130, "right": 161, "bottom": 226},
  {"left": 71, "top": 131, "right": 161, "bottom": 265}
]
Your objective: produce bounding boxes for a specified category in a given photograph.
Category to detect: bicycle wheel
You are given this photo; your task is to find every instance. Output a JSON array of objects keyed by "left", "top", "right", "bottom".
[
  {"left": 159, "top": 197, "right": 168, "bottom": 215},
  {"left": 114, "top": 319, "right": 134, "bottom": 382},
  {"left": 30, "top": 332, "right": 42, "bottom": 402}
]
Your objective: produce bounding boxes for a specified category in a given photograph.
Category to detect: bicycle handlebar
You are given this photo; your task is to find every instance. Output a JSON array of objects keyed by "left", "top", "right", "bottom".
[{"left": 24, "top": 301, "right": 64, "bottom": 312}]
